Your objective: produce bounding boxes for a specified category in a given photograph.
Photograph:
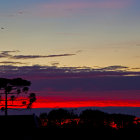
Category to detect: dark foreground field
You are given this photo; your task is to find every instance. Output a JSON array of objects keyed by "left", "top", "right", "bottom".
[{"left": 4, "top": 128, "right": 140, "bottom": 140}]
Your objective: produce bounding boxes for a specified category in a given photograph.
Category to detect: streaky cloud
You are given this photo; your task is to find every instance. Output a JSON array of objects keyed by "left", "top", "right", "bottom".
[
  {"left": 0, "top": 61, "right": 26, "bottom": 65},
  {"left": 0, "top": 64, "right": 140, "bottom": 79},
  {"left": 0, "top": 50, "right": 76, "bottom": 60},
  {"left": 10, "top": 53, "right": 75, "bottom": 59},
  {"left": 0, "top": 50, "right": 19, "bottom": 58},
  {"left": 99, "top": 65, "right": 129, "bottom": 71}
]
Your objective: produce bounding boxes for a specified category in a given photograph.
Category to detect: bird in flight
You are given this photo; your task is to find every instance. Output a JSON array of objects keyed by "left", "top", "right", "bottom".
[{"left": 1, "top": 27, "right": 4, "bottom": 30}]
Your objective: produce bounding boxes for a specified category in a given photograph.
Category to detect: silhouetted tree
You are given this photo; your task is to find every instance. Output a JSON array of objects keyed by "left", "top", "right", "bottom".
[
  {"left": 47, "top": 109, "right": 73, "bottom": 128},
  {"left": 10, "top": 95, "right": 16, "bottom": 104},
  {"left": 38, "top": 108, "right": 140, "bottom": 131},
  {"left": 27, "top": 93, "right": 36, "bottom": 109},
  {"left": 110, "top": 114, "right": 135, "bottom": 129},
  {"left": 0, "top": 78, "right": 36, "bottom": 116},
  {"left": 79, "top": 109, "right": 108, "bottom": 128},
  {"left": 39, "top": 113, "right": 48, "bottom": 127}
]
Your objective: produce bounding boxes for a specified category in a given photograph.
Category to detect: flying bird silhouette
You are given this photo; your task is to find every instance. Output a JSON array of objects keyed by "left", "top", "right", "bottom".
[{"left": 1, "top": 27, "right": 4, "bottom": 30}]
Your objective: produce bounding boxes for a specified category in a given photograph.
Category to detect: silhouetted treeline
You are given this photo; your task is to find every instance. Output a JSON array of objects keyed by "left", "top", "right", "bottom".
[
  {"left": 1, "top": 109, "right": 139, "bottom": 139},
  {"left": 39, "top": 108, "right": 140, "bottom": 130}
]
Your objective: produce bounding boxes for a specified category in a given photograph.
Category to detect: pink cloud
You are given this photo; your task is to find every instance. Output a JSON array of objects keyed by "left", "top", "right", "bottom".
[
  {"left": 42, "top": 0, "right": 131, "bottom": 9},
  {"left": 33, "top": 0, "right": 132, "bottom": 17}
]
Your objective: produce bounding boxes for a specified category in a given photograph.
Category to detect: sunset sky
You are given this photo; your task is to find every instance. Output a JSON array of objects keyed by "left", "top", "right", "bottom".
[{"left": 0, "top": 0, "right": 140, "bottom": 108}]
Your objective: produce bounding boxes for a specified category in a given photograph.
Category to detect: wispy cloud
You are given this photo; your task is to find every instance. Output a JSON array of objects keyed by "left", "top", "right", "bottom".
[
  {"left": 56, "top": 32, "right": 81, "bottom": 36},
  {"left": 0, "top": 10, "right": 26, "bottom": 18},
  {"left": 50, "top": 61, "right": 60, "bottom": 66},
  {"left": 136, "top": 44, "right": 140, "bottom": 46},
  {"left": 0, "top": 61, "right": 26, "bottom": 65},
  {"left": 99, "top": 65, "right": 129, "bottom": 71},
  {"left": 11, "top": 53, "right": 75, "bottom": 59},
  {"left": 0, "top": 50, "right": 19, "bottom": 58},
  {"left": 0, "top": 50, "right": 76, "bottom": 60}
]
